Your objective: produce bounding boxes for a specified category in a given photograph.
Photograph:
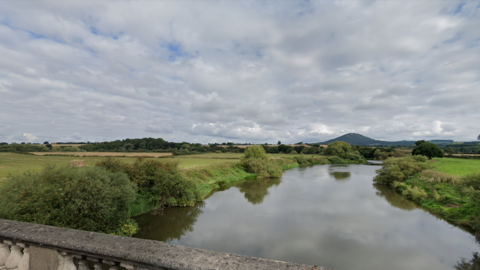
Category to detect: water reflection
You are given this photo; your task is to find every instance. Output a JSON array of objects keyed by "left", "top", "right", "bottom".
[
  {"left": 237, "top": 177, "right": 281, "bottom": 204},
  {"left": 374, "top": 184, "right": 417, "bottom": 211},
  {"left": 134, "top": 202, "right": 205, "bottom": 242},
  {"left": 455, "top": 252, "right": 480, "bottom": 270},
  {"left": 330, "top": 171, "right": 351, "bottom": 180},
  {"left": 134, "top": 165, "right": 480, "bottom": 270}
]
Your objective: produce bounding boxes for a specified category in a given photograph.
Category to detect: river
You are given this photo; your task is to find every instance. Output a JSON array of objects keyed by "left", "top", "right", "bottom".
[{"left": 134, "top": 164, "right": 480, "bottom": 270}]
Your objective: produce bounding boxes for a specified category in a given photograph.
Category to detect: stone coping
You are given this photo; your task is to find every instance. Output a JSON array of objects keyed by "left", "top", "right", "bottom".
[{"left": 0, "top": 219, "right": 330, "bottom": 270}]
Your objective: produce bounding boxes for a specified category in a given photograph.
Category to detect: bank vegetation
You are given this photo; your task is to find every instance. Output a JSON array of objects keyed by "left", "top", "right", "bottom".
[{"left": 374, "top": 156, "right": 480, "bottom": 232}]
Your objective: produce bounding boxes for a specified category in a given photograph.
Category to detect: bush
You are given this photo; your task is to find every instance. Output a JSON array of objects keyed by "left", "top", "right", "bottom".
[
  {"left": 325, "top": 141, "right": 352, "bottom": 158},
  {"left": 96, "top": 158, "right": 201, "bottom": 208},
  {"left": 412, "top": 140, "right": 444, "bottom": 159},
  {"left": 402, "top": 185, "right": 429, "bottom": 201},
  {"left": 241, "top": 158, "right": 283, "bottom": 178},
  {"left": 374, "top": 156, "right": 430, "bottom": 186},
  {"left": 0, "top": 165, "right": 136, "bottom": 234},
  {"left": 244, "top": 145, "right": 268, "bottom": 159},
  {"left": 346, "top": 151, "right": 364, "bottom": 161},
  {"left": 295, "top": 155, "right": 309, "bottom": 165},
  {"left": 327, "top": 156, "right": 345, "bottom": 164},
  {"left": 420, "top": 170, "right": 460, "bottom": 185}
]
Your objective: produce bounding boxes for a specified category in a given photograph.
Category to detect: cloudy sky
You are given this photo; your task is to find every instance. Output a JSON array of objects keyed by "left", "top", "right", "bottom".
[{"left": 0, "top": 0, "right": 479, "bottom": 144}]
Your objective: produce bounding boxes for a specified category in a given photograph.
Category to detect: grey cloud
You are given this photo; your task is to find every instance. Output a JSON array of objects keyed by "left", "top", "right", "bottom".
[{"left": 0, "top": 0, "right": 478, "bottom": 143}]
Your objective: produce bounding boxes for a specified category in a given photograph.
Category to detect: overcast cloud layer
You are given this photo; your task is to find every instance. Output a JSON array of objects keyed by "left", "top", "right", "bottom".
[{"left": 0, "top": 0, "right": 479, "bottom": 144}]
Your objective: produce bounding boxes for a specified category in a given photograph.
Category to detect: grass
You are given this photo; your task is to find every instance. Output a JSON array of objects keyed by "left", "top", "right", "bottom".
[
  {"left": 0, "top": 153, "right": 238, "bottom": 180},
  {"left": 432, "top": 158, "right": 480, "bottom": 176},
  {"left": 31, "top": 152, "right": 172, "bottom": 157},
  {"left": 174, "top": 153, "right": 310, "bottom": 159}
]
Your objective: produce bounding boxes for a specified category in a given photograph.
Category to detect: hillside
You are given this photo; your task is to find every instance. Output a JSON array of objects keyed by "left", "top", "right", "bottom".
[
  {"left": 320, "top": 133, "right": 417, "bottom": 146},
  {"left": 322, "top": 133, "right": 377, "bottom": 145}
]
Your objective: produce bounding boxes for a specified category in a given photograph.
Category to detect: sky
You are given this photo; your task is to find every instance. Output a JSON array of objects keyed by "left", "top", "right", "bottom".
[{"left": 0, "top": 0, "right": 479, "bottom": 144}]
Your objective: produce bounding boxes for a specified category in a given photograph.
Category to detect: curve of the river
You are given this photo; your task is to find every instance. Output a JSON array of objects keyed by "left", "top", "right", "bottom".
[{"left": 134, "top": 164, "right": 480, "bottom": 270}]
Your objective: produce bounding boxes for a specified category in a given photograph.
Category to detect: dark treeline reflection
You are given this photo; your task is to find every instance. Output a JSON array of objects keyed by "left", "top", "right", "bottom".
[
  {"left": 374, "top": 183, "right": 417, "bottom": 211},
  {"left": 237, "top": 178, "right": 281, "bottom": 204},
  {"left": 330, "top": 171, "right": 351, "bottom": 180},
  {"left": 134, "top": 202, "right": 205, "bottom": 242},
  {"left": 455, "top": 252, "right": 480, "bottom": 270}
]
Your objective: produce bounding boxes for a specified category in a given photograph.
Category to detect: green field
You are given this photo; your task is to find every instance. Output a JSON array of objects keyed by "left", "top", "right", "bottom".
[
  {"left": 174, "top": 153, "right": 303, "bottom": 159},
  {"left": 432, "top": 158, "right": 480, "bottom": 176},
  {"left": 0, "top": 153, "right": 240, "bottom": 180}
]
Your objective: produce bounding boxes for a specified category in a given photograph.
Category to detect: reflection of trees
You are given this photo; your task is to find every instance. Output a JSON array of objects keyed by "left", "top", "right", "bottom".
[
  {"left": 133, "top": 202, "right": 204, "bottom": 242},
  {"left": 237, "top": 178, "right": 281, "bottom": 205},
  {"left": 454, "top": 252, "right": 480, "bottom": 270},
  {"left": 374, "top": 184, "right": 417, "bottom": 211},
  {"left": 329, "top": 171, "right": 351, "bottom": 180}
]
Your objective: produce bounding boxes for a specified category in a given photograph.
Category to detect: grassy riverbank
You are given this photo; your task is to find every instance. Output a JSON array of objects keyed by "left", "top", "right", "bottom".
[
  {"left": 375, "top": 156, "right": 480, "bottom": 231},
  {"left": 0, "top": 145, "right": 361, "bottom": 236}
]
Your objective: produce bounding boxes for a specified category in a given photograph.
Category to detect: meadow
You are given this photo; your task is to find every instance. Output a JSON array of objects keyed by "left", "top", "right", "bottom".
[
  {"left": 0, "top": 153, "right": 238, "bottom": 181},
  {"left": 432, "top": 158, "right": 480, "bottom": 176},
  {"left": 31, "top": 152, "right": 173, "bottom": 157}
]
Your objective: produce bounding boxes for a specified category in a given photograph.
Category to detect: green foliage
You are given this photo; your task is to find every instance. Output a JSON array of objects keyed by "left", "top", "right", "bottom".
[
  {"left": 327, "top": 156, "right": 343, "bottom": 164},
  {"left": 0, "top": 165, "right": 136, "bottom": 234},
  {"left": 0, "top": 144, "right": 49, "bottom": 153},
  {"left": 432, "top": 158, "right": 480, "bottom": 176},
  {"left": 412, "top": 140, "right": 444, "bottom": 159},
  {"left": 241, "top": 158, "right": 283, "bottom": 178},
  {"left": 96, "top": 158, "right": 201, "bottom": 208},
  {"left": 374, "top": 156, "right": 430, "bottom": 185},
  {"left": 295, "top": 155, "right": 331, "bottom": 165},
  {"left": 455, "top": 252, "right": 480, "bottom": 270},
  {"left": 324, "top": 141, "right": 352, "bottom": 159},
  {"left": 401, "top": 184, "right": 429, "bottom": 201},
  {"left": 420, "top": 169, "right": 460, "bottom": 185},
  {"left": 243, "top": 145, "right": 268, "bottom": 160}
]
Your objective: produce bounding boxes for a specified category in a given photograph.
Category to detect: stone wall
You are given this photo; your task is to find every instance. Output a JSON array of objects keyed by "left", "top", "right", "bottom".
[{"left": 0, "top": 219, "right": 332, "bottom": 270}]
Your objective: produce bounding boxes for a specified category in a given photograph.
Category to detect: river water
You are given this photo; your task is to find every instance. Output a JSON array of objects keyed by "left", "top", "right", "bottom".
[{"left": 134, "top": 164, "right": 480, "bottom": 270}]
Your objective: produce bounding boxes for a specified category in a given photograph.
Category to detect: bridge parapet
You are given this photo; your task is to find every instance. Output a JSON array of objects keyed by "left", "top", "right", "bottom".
[{"left": 0, "top": 219, "right": 330, "bottom": 270}]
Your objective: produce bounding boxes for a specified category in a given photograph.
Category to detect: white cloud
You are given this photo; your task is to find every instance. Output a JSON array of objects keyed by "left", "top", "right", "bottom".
[{"left": 0, "top": 0, "right": 479, "bottom": 143}]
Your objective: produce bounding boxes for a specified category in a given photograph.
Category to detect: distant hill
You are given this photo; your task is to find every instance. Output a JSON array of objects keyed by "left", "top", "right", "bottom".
[
  {"left": 322, "top": 133, "right": 377, "bottom": 145},
  {"left": 320, "top": 133, "right": 417, "bottom": 146}
]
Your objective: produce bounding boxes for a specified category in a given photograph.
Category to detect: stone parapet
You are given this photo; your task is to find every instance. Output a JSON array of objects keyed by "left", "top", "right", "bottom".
[{"left": 0, "top": 219, "right": 331, "bottom": 270}]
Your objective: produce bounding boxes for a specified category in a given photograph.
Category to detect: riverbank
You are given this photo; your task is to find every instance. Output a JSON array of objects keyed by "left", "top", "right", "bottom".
[
  {"left": 374, "top": 156, "right": 480, "bottom": 231},
  {"left": 128, "top": 155, "right": 352, "bottom": 218},
  {"left": 0, "top": 151, "right": 363, "bottom": 236}
]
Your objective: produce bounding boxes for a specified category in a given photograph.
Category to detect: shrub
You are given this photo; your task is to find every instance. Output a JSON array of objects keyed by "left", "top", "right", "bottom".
[
  {"left": 97, "top": 158, "right": 201, "bottom": 208},
  {"left": 374, "top": 156, "right": 430, "bottom": 186},
  {"left": 289, "top": 150, "right": 298, "bottom": 155},
  {"left": 412, "top": 140, "right": 444, "bottom": 159},
  {"left": 402, "top": 185, "right": 429, "bottom": 201},
  {"left": 295, "top": 155, "right": 309, "bottom": 165},
  {"left": 327, "top": 156, "right": 345, "bottom": 164},
  {"left": 0, "top": 165, "right": 136, "bottom": 234},
  {"left": 346, "top": 151, "right": 364, "bottom": 161},
  {"left": 244, "top": 145, "right": 268, "bottom": 159},
  {"left": 241, "top": 158, "right": 283, "bottom": 178},
  {"left": 420, "top": 170, "right": 460, "bottom": 185},
  {"left": 325, "top": 141, "right": 352, "bottom": 158}
]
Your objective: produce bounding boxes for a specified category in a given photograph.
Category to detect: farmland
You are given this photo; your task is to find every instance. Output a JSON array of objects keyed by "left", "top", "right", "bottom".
[
  {"left": 432, "top": 157, "right": 480, "bottom": 176},
  {"left": 0, "top": 151, "right": 311, "bottom": 183},
  {"left": 30, "top": 152, "right": 173, "bottom": 157},
  {"left": 0, "top": 152, "right": 237, "bottom": 181}
]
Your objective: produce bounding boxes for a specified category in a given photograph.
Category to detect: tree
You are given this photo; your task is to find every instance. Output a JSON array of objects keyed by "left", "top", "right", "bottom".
[
  {"left": 243, "top": 145, "right": 268, "bottom": 160},
  {"left": 43, "top": 141, "right": 49, "bottom": 145},
  {"left": 277, "top": 141, "right": 281, "bottom": 145},
  {"left": 478, "top": 134, "right": 480, "bottom": 140},
  {"left": 445, "top": 147, "right": 456, "bottom": 155},
  {"left": 412, "top": 140, "right": 444, "bottom": 159},
  {"left": 325, "top": 141, "right": 352, "bottom": 159}
]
